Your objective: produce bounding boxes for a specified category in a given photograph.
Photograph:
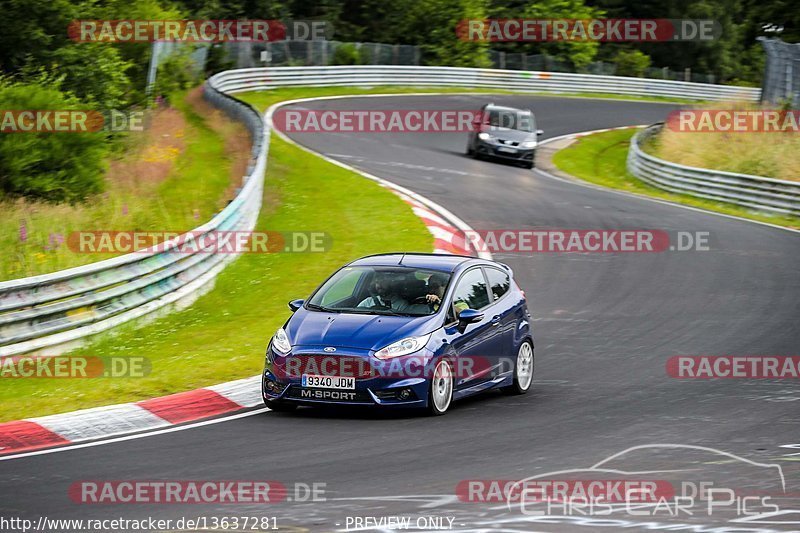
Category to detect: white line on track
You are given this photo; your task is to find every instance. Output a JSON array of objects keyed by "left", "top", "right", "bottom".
[{"left": 268, "top": 94, "right": 493, "bottom": 260}]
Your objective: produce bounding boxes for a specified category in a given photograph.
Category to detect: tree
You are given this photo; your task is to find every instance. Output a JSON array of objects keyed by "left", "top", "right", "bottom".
[
  {"left": 0, "top": 79, "right": 107, "bottom": 203},
  {"left": 488, "top": 0, "right": 605, "bottom": 69},
  {"left": 613, "top": 49, "right": 651, "bottom": 77},
  {"left": 384, "top": 0, "right": 492, "bottom": 67}
]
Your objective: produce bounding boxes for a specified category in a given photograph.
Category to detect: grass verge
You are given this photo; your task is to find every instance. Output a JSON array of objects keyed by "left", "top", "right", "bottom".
[
  {"left": 0, "top": 112, "right": 431, "bottom": 422},
  {"left": 238, "top": 86, "right": 695, "bottom": 110},
  {"left": 0, "top": 87, "right": 712, "bottom": 421},
  {"left": 0, "top": 86, "right": 692, "bottom": 281},
  {"left": 0, "top": 88, "right": 244, "bottom": 281},
  {"left": 651, "top": 103, "right": 800, "bottom": 182},
  {"left": 551, "top": 128, "right": 799, "bottom": 229}
]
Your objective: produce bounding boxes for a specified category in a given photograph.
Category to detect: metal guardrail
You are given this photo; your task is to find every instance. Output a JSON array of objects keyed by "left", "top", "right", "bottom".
[
  {"left": 0, "top": 65, "right": 765, "bottom": 357},
  {"left": 760, "top": 38, "right": 800, "bottom": 108},
  {"left": 0, "top": 82, "right": 269, "bottom": 357},
  {"left": 210, "top": 65, "right": 760, "bottom": 102},
  {"left": 627, "top": 124, "right": 800, "bottom": 217}
]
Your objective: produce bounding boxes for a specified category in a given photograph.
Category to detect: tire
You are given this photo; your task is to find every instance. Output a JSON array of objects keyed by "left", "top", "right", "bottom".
[
  {"left": 523, "top": 161, "right": 534, "bottom": 169},
  {"left": 427, "top": 359, "right": 454, "bottom": 415},
  {"left": 264, "top": 399, "right": 297, "bottom": 412},
  {"left": 467, "top": 145, "right": 475, "bottom": 157},
  {"left": 503, "top": 340, "right": 534, "bottom": 395}
]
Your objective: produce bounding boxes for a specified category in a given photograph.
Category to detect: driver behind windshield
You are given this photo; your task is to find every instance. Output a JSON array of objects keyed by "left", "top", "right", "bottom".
[
  {"left": 357, "top": 272, "right": 409, "bottom": 311},
  {"left": 425, "top": 273, "right": 448, "bottom": 311}
]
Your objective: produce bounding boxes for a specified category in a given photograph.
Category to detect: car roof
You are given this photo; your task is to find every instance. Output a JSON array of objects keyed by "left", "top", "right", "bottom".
[
  {"left": 484, "top": 104, "right": 531, "bottom": 114},
  {"left": 349, "top": 253, "right": 481, "bottom": 273}
]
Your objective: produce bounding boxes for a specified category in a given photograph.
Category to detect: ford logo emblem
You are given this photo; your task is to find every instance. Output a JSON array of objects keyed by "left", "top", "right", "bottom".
[{"left": 323, "top": 347, "right": 336, "bottom": 352}]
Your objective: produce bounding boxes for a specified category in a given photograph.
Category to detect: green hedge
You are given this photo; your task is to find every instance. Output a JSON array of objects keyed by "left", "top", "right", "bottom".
[{"left": 0, "top": 79, "right": 107, "bottom": 203}]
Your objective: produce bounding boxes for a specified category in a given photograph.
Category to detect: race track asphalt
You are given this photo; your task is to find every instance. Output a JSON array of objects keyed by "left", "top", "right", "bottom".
[{"left": 1, "top": 94, "right": 798, "bottom": 533}]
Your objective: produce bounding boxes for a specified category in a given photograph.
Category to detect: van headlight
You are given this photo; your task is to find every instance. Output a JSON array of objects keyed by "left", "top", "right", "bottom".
[
  {"left": 478, "top": 132, "right": 493, "bottom": 141},
  {"left": 374, "top": 333, "right": 432, "bottom": 360},
  {"left": 271, "top": 327, "right": 291, "bottom": 355}
]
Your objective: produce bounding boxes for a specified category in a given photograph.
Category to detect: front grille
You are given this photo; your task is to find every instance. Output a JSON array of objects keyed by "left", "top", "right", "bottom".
[
  {"left": 494, "top": 148, "right": 523, "bottom": 158},
  {"left": 273, "top": 354, "right": 375, "bottom": 379},
  {"left": 498, "top": 139, "right": 520, "bottom": 146}
]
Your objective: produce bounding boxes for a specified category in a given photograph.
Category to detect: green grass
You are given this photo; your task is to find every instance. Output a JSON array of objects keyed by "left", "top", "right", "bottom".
[
  {"left": 0, "top": 87, "right": 714, "bottom": 421},
  {"left": 0, "top": 86, "right": 693, "bottom": 281},
  {"left": 0, "top": 128, "right": 431, "bottom": 422},
  {"left": 237, "top": 85, "right": 695, "bottom": 109},
  {"left": 552, "top": 128, "right": 800, "bottom": 229},
  {"left": 650, "top": 104, "right": 800, "bottom": 182},
  {"left": 0, "top": 91, "right": 235, "bottom": 281}
]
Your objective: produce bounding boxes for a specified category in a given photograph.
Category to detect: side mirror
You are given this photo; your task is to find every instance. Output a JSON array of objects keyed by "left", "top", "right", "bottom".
[
  {"left": 536, "top": 129, "right": 544, "bottom": 136},
  {"left": 288, "top": 299, "right": 305, "bottom": 312},
  {"left": 457, "top": 308, "right": 484, "bottom": 332}
]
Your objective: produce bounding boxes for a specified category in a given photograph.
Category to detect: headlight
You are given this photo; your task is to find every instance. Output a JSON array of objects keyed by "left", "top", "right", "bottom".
[
  {"left": 478, "top": 132, "right": 492, "bottom": 141},
  {"left": 521, "top": 140, "right": 537, "bottom": 148},
  {"left": 271, "top": 327, "right": 291, "bottom": 355},
  {"left": 374, "top": 333, "right": 432, "bottom": 360}
]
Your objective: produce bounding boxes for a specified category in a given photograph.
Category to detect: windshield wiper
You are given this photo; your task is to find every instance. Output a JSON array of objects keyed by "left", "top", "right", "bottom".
[
  {"left": 369, "top": 309, "right": 419, "bottom": 317},
  {"left": 305, "top": 303, "right": 339, "bottom": 313}
]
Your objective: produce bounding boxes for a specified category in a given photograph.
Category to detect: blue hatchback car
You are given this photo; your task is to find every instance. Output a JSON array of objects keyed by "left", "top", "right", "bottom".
[{"left": 262, "top": 253, "right": 534, "bottom": 415}]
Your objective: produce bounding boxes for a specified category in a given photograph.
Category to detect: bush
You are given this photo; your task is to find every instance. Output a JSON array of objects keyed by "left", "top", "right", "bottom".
[
  {"left": 613, "top": 49, "right": 651, "bottom": 78},
  {"left": 154, "top": 50, "right": 201, "bottom": 103},
  {"left": 0, "top": 79, "right": 107, "bottom": 203},
  {"left": 331, "top": 43, "right": 363, "bottom": 65},
  {"left": 45, "top": 45, "right": 133, "bottom": 110},
  {"left": 204, "top": 44, "right": 235, "bottom": 76}
]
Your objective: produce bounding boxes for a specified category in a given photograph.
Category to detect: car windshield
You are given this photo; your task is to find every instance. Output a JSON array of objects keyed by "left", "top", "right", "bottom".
[
  {"left": 307, "top": 266, "right": 452, "bottom": 317},
  {"left": 487, "top": 109, "right": 534, "bottom": 132}
]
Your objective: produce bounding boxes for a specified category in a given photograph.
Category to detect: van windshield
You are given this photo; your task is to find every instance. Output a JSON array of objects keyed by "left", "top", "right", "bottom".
[{"left": 487, "top": 109, "right": 534, "bottom": 132}]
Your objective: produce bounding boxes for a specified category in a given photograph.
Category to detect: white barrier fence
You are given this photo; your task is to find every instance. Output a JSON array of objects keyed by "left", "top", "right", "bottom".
[
  {"left": 628, "top": 124, "right": 800, "bottom": 217},
  {"left": 0, "top": 65, "right": 762, "bottom": 357},
  {"left": 211, "top": 65, "right": 760, "bottom": 102}
]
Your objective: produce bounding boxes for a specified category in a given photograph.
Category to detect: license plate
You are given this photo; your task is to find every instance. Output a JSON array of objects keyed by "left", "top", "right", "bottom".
[
  {"left": 302, "top": 374, "right": 356, "bottom": 389},
  {"left": 497, "top": 146, "right": 517, "bottom": 153}
]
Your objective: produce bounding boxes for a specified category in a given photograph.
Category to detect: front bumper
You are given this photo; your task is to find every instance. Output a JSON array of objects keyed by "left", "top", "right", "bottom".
[
  {"left": 262, "top": 347, "right": 433, "bottom": 408},
  {"left": 475, "top": 139, "right": 535, "bottom": 162}
]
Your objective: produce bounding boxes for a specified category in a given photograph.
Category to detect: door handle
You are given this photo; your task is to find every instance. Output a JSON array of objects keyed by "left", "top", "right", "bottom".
[{"left": 491, "top": 315, "right": 501, "bottom": 326}]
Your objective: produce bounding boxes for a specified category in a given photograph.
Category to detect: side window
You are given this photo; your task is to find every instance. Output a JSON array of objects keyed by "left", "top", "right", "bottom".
[
  {"left": 485, "top": 267, "right": 511, "bottom": 301},
  {"left": 445, "top": 304, "right": 457, "bottom": 324},
  {"left": 451, "top": 269, "right": 490, "bottom": 315}
]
